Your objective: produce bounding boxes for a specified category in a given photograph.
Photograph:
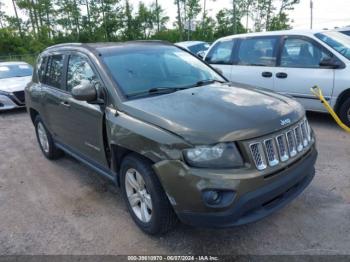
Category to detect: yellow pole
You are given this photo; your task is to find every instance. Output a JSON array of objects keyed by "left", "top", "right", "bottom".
[{"left": 311, "top": 86, "right": 350, "bottom": 133}]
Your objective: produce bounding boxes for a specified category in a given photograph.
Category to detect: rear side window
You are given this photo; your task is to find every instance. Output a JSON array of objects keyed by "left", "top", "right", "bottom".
[
  {"left": 44, "top": 55, "right": 64, "bottom": 89},
  {"left": 205, "top": 40, "right": 234, "bottom": 65},
  {"left": 281, "top": 37, "right": 332, "bottom": 68},
  {"left": 341, "top": 30, "right": 350, "bottom": 36},
  {"left": 237, "top": 37, "right": 278, "bottom": 66},
  {"left": 37, "top": 56, "right": 47, "bottom": 83}
]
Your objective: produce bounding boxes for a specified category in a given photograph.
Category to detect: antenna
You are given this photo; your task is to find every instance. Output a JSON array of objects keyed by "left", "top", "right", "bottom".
[{"left": 310, "top": 0, "right": 314, "bottom": 29}]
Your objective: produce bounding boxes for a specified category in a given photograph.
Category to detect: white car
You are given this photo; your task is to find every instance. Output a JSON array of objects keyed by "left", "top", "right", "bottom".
[
  {"left": 204, "top": 30, "right": 350, "bottom": 126},
  {"left": 0, "top": 61, "right": 33, "bottom": 111},
  {"left": 335, "top": 26, "right": 350, "bottom": 37},
  {"left": 175, "top": 41, "right": 211, "bottom": 57}
]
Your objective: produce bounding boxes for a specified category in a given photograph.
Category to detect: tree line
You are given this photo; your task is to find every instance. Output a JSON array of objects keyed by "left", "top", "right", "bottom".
[{"left": 0, "top": 0, "right": 300, "bottom": 57}]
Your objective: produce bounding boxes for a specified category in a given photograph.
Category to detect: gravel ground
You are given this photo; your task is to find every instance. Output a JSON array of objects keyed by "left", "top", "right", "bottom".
[{"left": 0, "top": 109, "right": 349, "bottom": 255}]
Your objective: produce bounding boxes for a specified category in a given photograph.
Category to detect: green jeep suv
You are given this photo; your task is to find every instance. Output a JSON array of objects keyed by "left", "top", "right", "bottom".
[{"left": 25, "top": 41, "right": 317, "bottom": 235}]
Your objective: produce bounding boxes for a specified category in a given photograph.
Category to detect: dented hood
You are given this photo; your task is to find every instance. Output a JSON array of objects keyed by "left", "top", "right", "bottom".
[{"left": 122, "top": 83, "right": 305, "bottom": 145}]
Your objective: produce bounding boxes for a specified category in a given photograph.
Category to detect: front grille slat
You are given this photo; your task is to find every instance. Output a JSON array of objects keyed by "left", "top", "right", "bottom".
[
  {"left": 249, "top": 143, "right": 267, "bottom": 171},
  {"left": 249, "top": 118, "right": 313, "bottom": 170},
  {"left": 294, "top": 126, "right": 303, "bottom": 152},
  {"left": 276, "top": 135, "right": 289, "bottom": 162},
  {"left": 286, "top": 130, "right": 297, "bottom": 157},
  {"left": 264, "top": 139, "right": 279, "bottom": 167}
]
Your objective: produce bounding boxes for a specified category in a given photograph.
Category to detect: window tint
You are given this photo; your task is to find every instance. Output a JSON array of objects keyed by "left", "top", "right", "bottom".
[
  {"left": 341, "top": 30, "right": 350, "bottom": 36},
  {"left": 67, "top": 54, "right": 97, "bottom": 92},
  {"left": 281, "top": 38, "right": 332, "bottom": 68},
  {"left": 237, "top": 37, "right": 277, "bottom": 66},
  {"left": 45, "top": 55, "right": 64, "bottom": 89},
  {"left": 205, "top": 40, "right": 234, "bottom": 64},
  {"left": 37, "top": 56, "right": 47, "bottom": 83}
]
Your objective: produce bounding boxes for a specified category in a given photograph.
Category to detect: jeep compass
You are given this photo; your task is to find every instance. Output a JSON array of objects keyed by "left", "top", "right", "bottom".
[{"left": 25, "top": 41, "right": 317, "bottom": 235}]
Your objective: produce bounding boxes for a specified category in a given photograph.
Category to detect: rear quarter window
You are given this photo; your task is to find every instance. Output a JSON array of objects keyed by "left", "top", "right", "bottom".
[{"left": 44, "top": 55, "right": 64, "bottom": 89}]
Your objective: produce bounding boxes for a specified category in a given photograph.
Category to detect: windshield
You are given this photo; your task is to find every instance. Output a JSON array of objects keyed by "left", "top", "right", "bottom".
[
  {"left": 315, "top": 31, "right": 350, "bottom": 60},
  {"left": 102, "top": 45, "right": 225, "bottom": 98},
  {"left": 0, "top": 64, "right": 33, "bottom": 79}
]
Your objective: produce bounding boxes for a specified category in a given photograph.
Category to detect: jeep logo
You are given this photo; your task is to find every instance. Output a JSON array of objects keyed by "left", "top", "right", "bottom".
[{"left": 280, "top": 118, "right": 291, "bottom": 126}]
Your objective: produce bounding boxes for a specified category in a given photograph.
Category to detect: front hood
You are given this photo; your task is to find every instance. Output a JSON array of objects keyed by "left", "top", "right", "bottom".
[
  {"left": 122, "top": 83, "right": 305, "bottom": 145},
  {"left": 0, "top": 76, "right": 32, "bottom": 93}
]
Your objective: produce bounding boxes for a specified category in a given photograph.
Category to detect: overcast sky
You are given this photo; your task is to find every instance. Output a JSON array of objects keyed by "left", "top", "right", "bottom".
[{"left": 2, "top": 0, "right": 350, "bottom": 30}]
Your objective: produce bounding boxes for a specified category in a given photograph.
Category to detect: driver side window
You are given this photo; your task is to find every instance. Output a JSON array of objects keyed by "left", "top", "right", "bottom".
[
  {"left": 280, "top": 37, "right": 332, "bottom": 68},
  {"left": 67, "top": 54, "right": 97, "bottom": 92}
]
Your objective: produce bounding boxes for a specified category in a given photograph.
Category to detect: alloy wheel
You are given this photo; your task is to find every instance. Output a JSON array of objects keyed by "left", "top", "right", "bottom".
[
  {"left": 37, "top": 122, "right": 49, "bottom": 153},
  {"left": 125, "top": 168, "right": 152, "bottom": 223}
]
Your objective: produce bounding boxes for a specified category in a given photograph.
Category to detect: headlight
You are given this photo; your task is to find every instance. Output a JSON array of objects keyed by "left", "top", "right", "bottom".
[{"left": 183, "top": 142, "right": 244, "bottom": 168}]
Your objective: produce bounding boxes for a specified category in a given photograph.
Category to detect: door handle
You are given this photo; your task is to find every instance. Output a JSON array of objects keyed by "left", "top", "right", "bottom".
[
  {"left": 276, "top": 72, "right": 288, "bottom": 79},
  {"left": 60, "top": 101, "right": 71, "bottom": 108},
  {"left": 262, "top": 72, "right": 273, "bottom": 78}
]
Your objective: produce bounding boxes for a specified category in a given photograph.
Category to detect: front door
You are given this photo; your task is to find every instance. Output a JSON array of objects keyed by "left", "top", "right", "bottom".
[
  {"left": 274, "top": 36, "right": 335, "bottom": 112},
  {"left": 205, "top": 39, "right": 235, "bottom": 79},
  {"left": 60, "top": 53, "right": 108, "bottom": 167}
]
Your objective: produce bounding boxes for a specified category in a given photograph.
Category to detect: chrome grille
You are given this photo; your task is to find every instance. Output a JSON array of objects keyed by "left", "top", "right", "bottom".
[
  {"left": 249, "top": 118, "right": 313, "bottom": 171},
  {"left": 276, "top": 135, "right": 289, "bottom": 162},
  {"left": 249, "top": 143, "right": 267, "bottom": 171},
  {"left": 264, "top": 139, "right": 279, "bottom": 166},
  {"left": 286, "top": 130, "right": 297, "bottom": 157},
  {"left": 294, "top": 126, "right": 303, "bottom": 152}
]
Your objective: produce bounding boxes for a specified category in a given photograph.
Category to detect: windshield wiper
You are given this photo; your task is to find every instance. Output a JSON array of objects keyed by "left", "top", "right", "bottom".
[
  {"left": 126, "top": 86, "right": 190, "bottom": 98},
  {"left": 193, "top": 79, "right": 226, "bottom": 87}
]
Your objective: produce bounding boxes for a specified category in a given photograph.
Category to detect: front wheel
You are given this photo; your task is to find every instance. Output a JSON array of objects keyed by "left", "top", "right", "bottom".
[
  {"left": 339, "top": 97, "right": 350, "bottom": 127},
  {"left": 120, "top": 154, "right": 178, "bottom": 235}
]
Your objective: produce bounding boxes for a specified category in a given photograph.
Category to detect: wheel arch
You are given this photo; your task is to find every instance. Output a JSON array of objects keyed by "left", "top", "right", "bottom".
[
  {"left": 110, "top": 144, "right": 156, "bottom": 187},
  {"left": 29, "top": 108, "right": 39, "bottom": 124}
]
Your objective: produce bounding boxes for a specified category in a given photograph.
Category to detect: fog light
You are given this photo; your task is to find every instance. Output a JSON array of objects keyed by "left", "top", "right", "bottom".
[
  {"left": 202, "top": 190, "right": 236, "bottom": 208},
  {"left": 203, "top": 190, "right": 221, "bottom": 205}
]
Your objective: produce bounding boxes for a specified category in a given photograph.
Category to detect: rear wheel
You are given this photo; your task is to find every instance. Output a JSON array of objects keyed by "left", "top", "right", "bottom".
[
  {"left": 339, "top": 97, "right": 350, "bottom": 127},
  {"left": 120, "top": 154, "right": 178, "bottom": 235},
  {"left": 34, "top": 116, "right": 63, "bottom": 159}
]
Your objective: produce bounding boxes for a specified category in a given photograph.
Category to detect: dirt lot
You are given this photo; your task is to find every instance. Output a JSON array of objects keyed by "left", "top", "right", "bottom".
[{"left": 0, "top": 109, "right": 349, "bottom": 255}]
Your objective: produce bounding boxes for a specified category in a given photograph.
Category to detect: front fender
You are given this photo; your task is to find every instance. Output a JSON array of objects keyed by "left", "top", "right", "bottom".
[{"left": 106, "top": 109, "right": 191, "bottom": 163}]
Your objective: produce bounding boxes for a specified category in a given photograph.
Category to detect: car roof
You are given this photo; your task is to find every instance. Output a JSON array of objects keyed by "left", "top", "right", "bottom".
[
  {"left": 0, "top": 61, "right": 30, "bottom": 66},
  {"left": 218, "top": 29, "right": 326, "bottom": 41},
  {"left": 44, "top": 40, "right": 174, "bottom": 54}
]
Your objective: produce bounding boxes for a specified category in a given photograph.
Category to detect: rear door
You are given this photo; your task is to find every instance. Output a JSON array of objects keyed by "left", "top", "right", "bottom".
[
  {"left": 230, "top": 36, "right": 280, "bottom": 91},
  {"left": 41, "top": 53, "right": 70, "bottom": 138},
  {"left": 274, "top": 35, "right": 335, "bottom": 112},
  {"left": 205, "top": 39, "right": 235, "bottom": 79}
]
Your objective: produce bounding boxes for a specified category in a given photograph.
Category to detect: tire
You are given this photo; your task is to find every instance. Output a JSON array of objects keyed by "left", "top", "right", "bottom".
[
  {"left": 120, "top": 154, "right": 178, "bottom": 235},
  {"left": 339, "top": 97, "right": 350, "bottom": 127},
  {"left": 34, "top": 115, "right": 63, "bottom": 159}
]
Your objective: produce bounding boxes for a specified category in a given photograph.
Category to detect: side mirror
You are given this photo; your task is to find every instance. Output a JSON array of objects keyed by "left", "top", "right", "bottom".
[
  {"left": 197, "top": 51, "right": 206, "bottom": 59},
  {"left": 319, "top": 57, "right": 343, "bottom": 69},
  {"left": 71, "top": 81, "right": 97, "bottom": 102}
]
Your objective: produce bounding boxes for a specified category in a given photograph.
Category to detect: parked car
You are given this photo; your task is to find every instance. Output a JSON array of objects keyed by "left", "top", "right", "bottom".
[
  {"left": 0, "top": 61, "right": 33, "bottom": 111},
  {"left": 204, "top": 30, "right": 350, "bottom": 126},
  {"left": 26, "top": 41, "right": 317, "bottom": 235},
  {"left": 336, "top": 26, "right": 350, "bottom": 37},
  {"left": 175, "top": 41, "right": 211, "bottom": 57}
]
